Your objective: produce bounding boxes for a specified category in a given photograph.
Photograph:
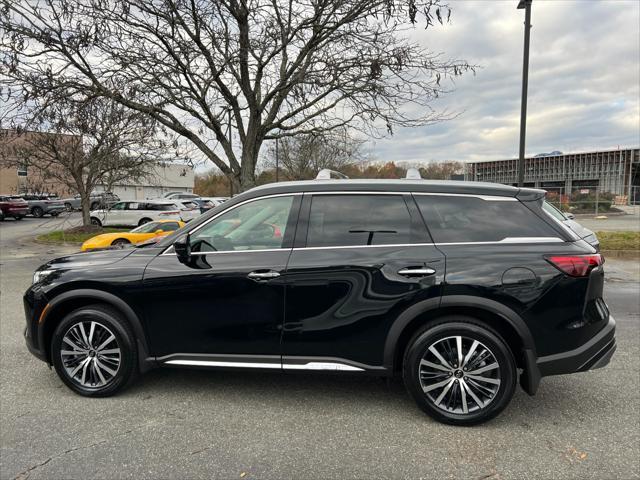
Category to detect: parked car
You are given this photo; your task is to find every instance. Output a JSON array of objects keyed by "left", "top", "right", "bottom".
[
  {"left": 62, "top": 192, "right": 120, "bottom": 211},
  {"left": 89, "top": 200, "right": 182, "bottom": 227},
  {"left": 200, "top": 196, "right": 229, "bottom": 207},
  {"left": 192, "top": 198, "right": 215, "bottom": 214},
  {"left": 24, "top": 178, "right": 615, "bottom": 425},
  {"left": 22, "top": 194, "right": 65, "bottom": 218},
  {"left": 0, "top": 195, "right": 29, "bottom": 221},
  {"left": 175, "top": 200, "right": 201, "bottom": 222},
  {"left": 81, "top": 220, "right": 185, "bottom": 251},
  {"left": 163, "top": 192, "right": 200, "bottom": 200},
  {"left": 542, "top": 201, "right": 600, "bottom": 251}
]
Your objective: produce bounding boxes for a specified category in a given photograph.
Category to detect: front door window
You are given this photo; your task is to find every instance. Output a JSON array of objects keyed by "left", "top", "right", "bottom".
[{"left": 189, "top": 196, "right": 294, "bottom": 252}]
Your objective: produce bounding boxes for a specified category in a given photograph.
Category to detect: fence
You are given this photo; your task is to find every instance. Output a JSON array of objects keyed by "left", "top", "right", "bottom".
[{"left": 543, "top": 185, "right": 633, "bottom": 215}]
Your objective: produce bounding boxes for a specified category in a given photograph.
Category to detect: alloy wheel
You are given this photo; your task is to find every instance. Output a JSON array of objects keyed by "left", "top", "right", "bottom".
[
  {"left": 419, "top": 335, "right": 501, "bottom": 415},
  {"left": 60, "top": 321, "right": 121, "bottom": 389}
]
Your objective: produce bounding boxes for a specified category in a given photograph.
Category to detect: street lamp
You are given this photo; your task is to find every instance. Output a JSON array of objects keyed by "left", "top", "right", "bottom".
[{"left": 517, "top": 0, "right": 532, "bottom": 187}]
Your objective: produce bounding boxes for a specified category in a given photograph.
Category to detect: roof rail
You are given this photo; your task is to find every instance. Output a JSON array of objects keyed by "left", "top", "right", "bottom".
[
  {"left": 405, "top": 168, "right": 422, "bottom": 180},
  {"left": 316, "top": 169, "right": 349, "bottom": 180}
]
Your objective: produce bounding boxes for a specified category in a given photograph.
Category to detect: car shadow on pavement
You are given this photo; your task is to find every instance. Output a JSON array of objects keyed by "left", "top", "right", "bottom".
[{"left": 115, "top": 366, "right": 613, "bottom": 426}]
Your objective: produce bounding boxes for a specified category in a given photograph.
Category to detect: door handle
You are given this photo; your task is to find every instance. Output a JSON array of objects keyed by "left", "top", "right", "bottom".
[
  {"left": 397, "top": 267, "right": 436, "bottom": 277},
  {"left": 247, "top": 270, "right": 281, "bottom": 280}
]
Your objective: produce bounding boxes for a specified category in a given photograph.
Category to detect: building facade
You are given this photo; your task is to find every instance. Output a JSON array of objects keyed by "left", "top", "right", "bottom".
[
  {"left": 94, "top": 163, "right": 195, "bottom": 200},
  {"left": 464, "top": 148, "right": 639, "bottom": 202}
]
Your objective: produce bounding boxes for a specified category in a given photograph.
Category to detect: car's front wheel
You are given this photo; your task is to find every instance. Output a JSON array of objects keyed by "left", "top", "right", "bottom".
[
  {"left": 90, "top": 217, "right": 102, "bottom": 227},
  {"left": 32, "top": 206, "right": 44, "bottom": 218},
  {"left": 403, "top": 318, "right": 517, "bottom": 426},
  {"left": 51, "top": 305, "right": 138, "bottom": 397}
]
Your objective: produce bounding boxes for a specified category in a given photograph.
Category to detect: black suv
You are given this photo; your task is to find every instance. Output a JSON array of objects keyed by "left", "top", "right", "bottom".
[{"left": 24, "top": 179, "right": 616, "bottom": 425}]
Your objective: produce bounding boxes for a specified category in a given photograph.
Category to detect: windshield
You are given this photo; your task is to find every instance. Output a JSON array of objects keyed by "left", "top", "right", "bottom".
[
  {"left": 130, "top": 221, "right": 162, "bottom": 233},
  {"left": 542, "top": 201, "right": 567, "bottom": 221}
]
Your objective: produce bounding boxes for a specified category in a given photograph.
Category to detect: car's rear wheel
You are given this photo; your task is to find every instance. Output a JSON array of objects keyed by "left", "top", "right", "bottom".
[
  {"left": 90, "top": 217, "right": 102, "bottom": 227},
  {"left": 111, "top": 238, "right": 131, "bottom": 247},
  {"left": 90, "top": 201, "right": 100, "bottom": 210},
  {"left": 64, "top": 202, "right": 72, "bottom": 211},
  {"left": 403, "top": 317, "right": 516, "bottom": 426},
  {"left": 138, "top": 217, "right": 152, "bottom": 226},
  {"left": 51, "top": 305, "right": 137, "bottom": 397},
  {"left": 0, "top": 211, "right": 4, "bottom": 221},
  {"left": 32, "top": 206, "right": 44, "bottom": 218}
]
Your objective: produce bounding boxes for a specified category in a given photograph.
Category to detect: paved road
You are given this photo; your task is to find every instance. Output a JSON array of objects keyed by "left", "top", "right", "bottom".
[
  {"left": 579, "top": 212, "right": 640, "bottom": 232},
  {"left": 1, "top": 219, "right": 639, "bottom": 479}
]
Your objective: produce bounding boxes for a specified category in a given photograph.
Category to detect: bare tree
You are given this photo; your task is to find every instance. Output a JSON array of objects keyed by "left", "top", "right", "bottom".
[
  {"left": 264, "top": 131, "right": 365, "bottom": 180},
  {"left": 0, "top": 98, "right": 171, "bottom": 226},
  {"left": 2, "top": 0, "right": 473, "bottom": 192}
]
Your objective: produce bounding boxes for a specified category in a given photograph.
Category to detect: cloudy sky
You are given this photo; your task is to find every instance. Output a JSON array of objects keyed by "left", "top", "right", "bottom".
[{"left": 366, "top": 0, "right": 640, "bottom": 165}]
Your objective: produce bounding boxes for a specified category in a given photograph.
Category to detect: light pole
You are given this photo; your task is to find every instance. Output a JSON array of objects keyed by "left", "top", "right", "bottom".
[{"left": 517, "top": 0, "right": 532, "bottom": 187}]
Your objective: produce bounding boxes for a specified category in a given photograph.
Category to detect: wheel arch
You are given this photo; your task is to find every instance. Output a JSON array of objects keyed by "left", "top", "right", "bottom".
[
  {"left": 384, "top": 296, "right": 540, "bottom": 394},
  {"left": 38, "top": 289, "right": 153, "bottom": 373}
]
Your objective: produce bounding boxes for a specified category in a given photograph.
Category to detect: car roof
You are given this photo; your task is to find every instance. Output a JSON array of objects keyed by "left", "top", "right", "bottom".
[{"left": 244, "top": 179, "right": 545, "bottom": 201}]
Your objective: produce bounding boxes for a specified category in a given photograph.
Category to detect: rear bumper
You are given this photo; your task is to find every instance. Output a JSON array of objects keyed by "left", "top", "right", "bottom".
[
  {"left": 536, "top": 315, "right": 616, "bottom": 377},
  {"left": 8, "top": 207, "right": 28, "bottom": 215}
]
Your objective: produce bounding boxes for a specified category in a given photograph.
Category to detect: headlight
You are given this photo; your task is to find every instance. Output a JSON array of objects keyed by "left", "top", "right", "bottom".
[{"left": 33, "top": 270, "right": 54, "bottom": 284}]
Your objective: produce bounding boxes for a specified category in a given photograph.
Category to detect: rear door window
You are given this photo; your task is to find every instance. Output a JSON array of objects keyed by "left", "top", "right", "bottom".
[
  {"left": 306, "top": 194, "right": 420, "bottom": 247},
  {"left": 414, "top": 195, "right": 558, "bottom": 243}
]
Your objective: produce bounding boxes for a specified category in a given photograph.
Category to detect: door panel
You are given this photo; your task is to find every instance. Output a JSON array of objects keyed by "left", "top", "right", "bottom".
[
  {"left": 141, "top": 194, "right": 301, "bottom": 359},
  {"left": 142, "top": 250, "right": 290, "bottom": 357},
  {"left": 283, "top": 245, "right": 445, "bottom": 367},
  {"left": 282, "top": 193, "right": 445, "bottom": 368}
]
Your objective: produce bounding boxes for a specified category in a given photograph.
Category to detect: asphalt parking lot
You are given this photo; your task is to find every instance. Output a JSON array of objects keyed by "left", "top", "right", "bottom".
[{"left": 1, "top": 217, "right": 639, "bottom": 479}]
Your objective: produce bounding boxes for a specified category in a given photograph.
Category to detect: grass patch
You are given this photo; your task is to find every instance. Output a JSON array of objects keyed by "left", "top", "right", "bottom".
[
  {"left": 596, "top": 231, "right": 640, "bottom": 251},
  {"left": 36, "top": 226, "right": 129, "bottom": 244}
]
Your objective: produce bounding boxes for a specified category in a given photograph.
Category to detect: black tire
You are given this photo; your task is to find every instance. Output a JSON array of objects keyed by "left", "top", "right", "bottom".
[
  {"left": 51, "top": 211, "right": 60, "bottom": 217},
  {"left": 32, "top": 206, "right": 44, "bottom": 218},
  {"left": 0, "top": 211, "right": 4, "bottom": 221},
  {"left": 64, "top": 202, "right": 73, "bottom": 211},
  {"left": 138, "top": 217, "right": 152, "bottom": 226},
  {"left": 90, "top": 217, "right": 102, "bottom": 227},
  {"left": 111, "top": 238, "right": 131, "bottom": 247},
  {"left": 403, "top": 317, "right": 517, "bottom": 426},
  {"left": 90, "top": 201, "right": 100, "bottom": 210},
  {"left": 51, "top": 304, "right": 138, "bottom": 397}
]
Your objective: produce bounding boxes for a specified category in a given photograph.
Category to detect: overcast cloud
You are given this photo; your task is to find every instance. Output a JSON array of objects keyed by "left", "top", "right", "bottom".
[{"left": 366, "top": 0, "right": 640, "bottom": 165}]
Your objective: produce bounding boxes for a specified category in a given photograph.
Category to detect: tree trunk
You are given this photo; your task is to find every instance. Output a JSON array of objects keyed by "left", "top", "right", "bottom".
[{"left": 80, "top": 192, "right": 91, "bottom": 227}]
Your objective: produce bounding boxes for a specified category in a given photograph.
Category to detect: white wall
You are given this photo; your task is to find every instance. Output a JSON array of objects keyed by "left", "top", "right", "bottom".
[{"left": 96, "top": 163, "right": 195, "bottom": 200}]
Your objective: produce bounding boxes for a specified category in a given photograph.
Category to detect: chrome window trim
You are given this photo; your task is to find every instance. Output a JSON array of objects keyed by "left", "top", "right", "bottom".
[
  {"left": 412, "top": 192, "right": 517, "bottom": 201},
  {"left": 163, "top": 237, "right": 565, "bottom": 256}
]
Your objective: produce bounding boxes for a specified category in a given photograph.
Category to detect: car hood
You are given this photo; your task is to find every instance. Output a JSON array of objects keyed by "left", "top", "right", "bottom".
[{"left": 38, "top": 248, "right": 136, "bottom": 272}]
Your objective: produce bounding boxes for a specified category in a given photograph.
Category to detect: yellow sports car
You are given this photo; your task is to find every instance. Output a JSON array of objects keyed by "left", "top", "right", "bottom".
[{"left": 81, "top": 219, "right": 185, "bottom": 251}]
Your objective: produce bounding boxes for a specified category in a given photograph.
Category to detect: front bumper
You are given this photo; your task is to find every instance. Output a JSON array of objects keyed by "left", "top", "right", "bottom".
[{"left": 537, "top": 315, "right": 616, "bottom": 376}]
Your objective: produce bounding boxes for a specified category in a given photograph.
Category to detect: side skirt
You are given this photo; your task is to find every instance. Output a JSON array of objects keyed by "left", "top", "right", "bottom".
[{"left": 157, "top": 353, "right": 389, "bottom": 374}]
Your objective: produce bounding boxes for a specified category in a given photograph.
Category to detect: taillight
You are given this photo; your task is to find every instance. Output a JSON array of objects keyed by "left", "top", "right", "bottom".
[{"left": 545, "top": 254, "right": 603, "bottom": 277}]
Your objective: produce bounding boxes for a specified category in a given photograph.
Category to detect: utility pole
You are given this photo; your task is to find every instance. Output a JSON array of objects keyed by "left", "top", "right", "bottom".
[
  {"left": 228, "top": 108, "right": 233, "bottom": 196},
  {"left": 275, "top": 137, "right": 279, "bottom": 182},
  {"left": 517, "top": 0, "right": 532, "bottom": 187}
]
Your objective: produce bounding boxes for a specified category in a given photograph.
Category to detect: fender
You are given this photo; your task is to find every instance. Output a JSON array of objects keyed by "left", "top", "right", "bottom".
[
  {"left": 38, "top": 288, "right": 154, "bottom": 373},
  {"left": 383, "top": 295, "right": 541, "bottom": 394}
]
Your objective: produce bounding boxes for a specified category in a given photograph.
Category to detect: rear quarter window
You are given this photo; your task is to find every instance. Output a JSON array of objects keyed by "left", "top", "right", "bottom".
[{"left": 414, "top": 195, "right": 559, "bottom": 243}]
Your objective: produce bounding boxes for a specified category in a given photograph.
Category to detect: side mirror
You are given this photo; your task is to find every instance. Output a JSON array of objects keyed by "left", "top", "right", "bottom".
[
  {"left": 154, "top": 229, "right": 164, "bottom": 235},
  {"left": 565, "top": 213, "right": 575, "bottom": 220},
  {"left": 173, "top": 234, "right": 191, "bottom": 264}
]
